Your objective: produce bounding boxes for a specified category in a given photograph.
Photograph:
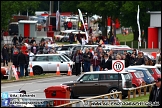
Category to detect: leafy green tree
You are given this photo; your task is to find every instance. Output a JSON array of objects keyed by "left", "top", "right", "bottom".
[
  {"left": 120, "top": 1, "right": 161, "bottom": 41},
  {"left": 1, "top": 1, "right": 40, "bottom": 30}
]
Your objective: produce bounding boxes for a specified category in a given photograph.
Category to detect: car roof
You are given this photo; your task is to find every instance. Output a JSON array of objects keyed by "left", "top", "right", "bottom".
[
  {"left": 84, "top": 70, "right": 128, "bottom": 74},
  {"left": 35, "top": 54, "right": 61, "bottom": 56},
  {"left": 112, "top": 48, "right": 133, "bottom": 50},
  {"left": 128, "top": 65, "right": 157, "bottom": 68},
  {"left": 127, "top": 67, "right": 148, "bottom": 70},
  {"left": 154, "top": 64, "right": 161, "bottom": 68}
]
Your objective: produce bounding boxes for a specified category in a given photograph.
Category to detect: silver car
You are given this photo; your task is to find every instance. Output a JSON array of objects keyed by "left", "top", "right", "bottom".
[{"left": 29, "top": 54, "right": 74, "bottom": 75}]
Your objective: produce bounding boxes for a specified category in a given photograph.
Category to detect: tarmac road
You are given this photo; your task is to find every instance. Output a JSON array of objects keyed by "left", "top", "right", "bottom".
[{"left": 1, "top": 75, "right": 79, "bottom": 98}]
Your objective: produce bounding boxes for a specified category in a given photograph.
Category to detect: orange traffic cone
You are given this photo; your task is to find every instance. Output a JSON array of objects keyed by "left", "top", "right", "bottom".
[
  {"left": 56, "top": 64, "right": 60, "bottom": 75},
  {"left": 67, "top": 63, "right": 72, "bottom": 76},
  {"left": 29, "top": 64, "right": 34, "bottom": 76}
]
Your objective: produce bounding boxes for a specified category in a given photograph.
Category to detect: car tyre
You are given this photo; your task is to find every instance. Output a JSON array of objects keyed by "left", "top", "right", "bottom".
[
  {"left": 108, "top": 88, "right": 119, "bottom": 99},
  {"left": 33, "top": 67, "right": 42, "bottom": 75}
]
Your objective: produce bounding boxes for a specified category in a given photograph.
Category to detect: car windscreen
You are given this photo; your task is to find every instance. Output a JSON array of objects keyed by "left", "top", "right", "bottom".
[
  {"left": 62, "top": 54, "right": 72, "bottom": 61},
  {"left": 134, "top": 72, "right": 142, "bottom": 78},
  {"left": 146, "top": 68, "right": 154, "bottom": 74},
  {"left": 145, "top": 70, "right": 152, "bottom": 77},
  {"left": 155, "top": 68, "right": 161, "bottom": 74},
  {"left": 123, "top": 73, "right": 131, "bottom": 80},
  {"left": 137, "top": 71, "right": 144, "bottom": 77}
]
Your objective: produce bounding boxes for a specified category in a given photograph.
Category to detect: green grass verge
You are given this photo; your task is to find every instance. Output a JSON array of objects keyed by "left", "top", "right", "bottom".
[
  {"left": 1, "top": 73, "right": 62, "bottom": 83},
  {"left": 122, "top": 94, "right": 149, "bottom": 107},
  {"left": 116, "top": 33, "right": 133, "bottom": 42}
]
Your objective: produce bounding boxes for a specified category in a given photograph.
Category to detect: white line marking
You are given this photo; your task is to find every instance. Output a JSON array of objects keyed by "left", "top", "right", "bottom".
[{"left": 1, "top": 76, "right": 76, "bottom": 89}]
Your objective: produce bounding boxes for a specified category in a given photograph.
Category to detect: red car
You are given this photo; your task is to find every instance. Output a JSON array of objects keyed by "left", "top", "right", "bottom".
[
  {"left": 139, "top": 65, "right": 161, "bottom": 80},
  {"left": 126, "top": 69, "right": 146, "bottom": 87}
]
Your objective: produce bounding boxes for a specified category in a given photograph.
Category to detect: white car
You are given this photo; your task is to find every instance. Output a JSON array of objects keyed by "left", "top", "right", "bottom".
[
  {"left": 29, "top": 54, "right": 74, "bottom": 75},
  {"left": 55, "top": 30, "right": 82, "bottom": 42}
]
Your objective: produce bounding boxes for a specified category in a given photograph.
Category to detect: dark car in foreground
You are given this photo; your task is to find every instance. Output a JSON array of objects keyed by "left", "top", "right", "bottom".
[{"left": 61, "top": 70, "right": 132, "bottom": 99}]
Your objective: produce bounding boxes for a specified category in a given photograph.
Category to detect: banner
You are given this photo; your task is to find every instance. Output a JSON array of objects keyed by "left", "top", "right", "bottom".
[
  {"left": 78, "top": 9, "right": 89, "bottom": 43},
  {"left": 137, "top": 5, "right": 141, "bottom": 47},
  {"left": 56, "top": 10, "right": 60, "bottom": 30}
]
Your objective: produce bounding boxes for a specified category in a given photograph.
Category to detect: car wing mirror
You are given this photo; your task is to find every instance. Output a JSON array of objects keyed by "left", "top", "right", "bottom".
[
  {"left": 79, "top": 79, "right": 83, "bottom": 83},
  {"left": 61, "top": 60, "right": 63, "bottom": 63}
]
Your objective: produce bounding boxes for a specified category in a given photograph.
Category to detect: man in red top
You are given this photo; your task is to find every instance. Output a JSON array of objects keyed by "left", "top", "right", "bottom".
[
  {"left": 115, "top": 37, "right": 120, "bottom": 45},
  {"left": 67, "top": 21, "right": 72, "bottom": 30},
  {"left": 21, "top": 43, "right": 27, "bottom": 53}
]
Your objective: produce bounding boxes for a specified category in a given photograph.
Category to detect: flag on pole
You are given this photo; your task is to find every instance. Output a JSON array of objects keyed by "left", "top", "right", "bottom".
[
  {"left": 56, "top": 10, "right": 60, "bottom": 30},
  {"left": 137, "top": 5, "right": 141, "bottom": 47},
  {"left": 78, "top": 9, "right": 89, "bottom": 43}
]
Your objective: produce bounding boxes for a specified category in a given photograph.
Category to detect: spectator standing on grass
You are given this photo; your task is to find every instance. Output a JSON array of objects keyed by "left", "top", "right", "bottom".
[
  {"left": 91, "top": 52, "right": 101, "bottom": 71},
  {"left": 30, "top": 37, "right": 36, "bottom": 44},
  {"left": 148, "top": 77, "right": 161, "bottom": 107},
  {"left": 19, "top": 34, "right": 23, "bottom": 44},
  {"left": 134, "top": 51, "right": 145, "bottom": 65},
  {"left": 69, "top": 32, "right": 74, "bottom": 44},
  {"left": 76, "top": 31, "right": 82, "bottom": 44},
  {"left": 73, "top": 50, "right": 83, "bottom": 76},
  {"left": 12, "top": 49, "right": 19, "bottom": 71},
  {"left": 28, "top": 49, "right": 34, "bottom": 61},
  {"left": 38, "top": 43, "right": 44, "bottom": 54},
  {"left": 8, "top": 45, "right": 12, "bottom": 63},
  {"left": 31, "top": 43, "right": 38, "bottom": 55},
  {"left": 12, "top": 35, "right": 18, "bottom": 45},
  {"left": 43, "top": 45, "right": 50, "bottom": 54},
  {"left": 2, "top": 44, "right": 9, "bottom": 66},
  {"left": 24, "top": 50, "right": 29, "bottom": 77},
  {"left": 82, "top": 48, "right": 93, "bottom": 72},
  {"left": 17, "top": 50, "right": 27, "bottom": 77},
  {"left": 100, "top": 54, "right": 112, "bottom": 71}
]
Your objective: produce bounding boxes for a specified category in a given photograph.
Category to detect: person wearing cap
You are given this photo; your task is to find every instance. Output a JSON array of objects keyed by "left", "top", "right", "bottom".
[
  {"left": 133, "top": 51, "right": 145, "bottom": 65},
  {"left": 148, "top": 77, "right": 161, "bottom": 107}
]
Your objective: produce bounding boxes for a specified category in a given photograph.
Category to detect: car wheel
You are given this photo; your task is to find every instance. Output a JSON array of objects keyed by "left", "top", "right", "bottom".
[
  {"left": 33, "top": 67, "right": 42, "bottom": 75},
  {"left": 70, "top": 91, "right": 78, "bottom": 99},
  {"left": 132, "top": 84, "right": 139, "bottom": 94},
  {"left": 109, "top": 88, "right": 119, "bottom": 99}
]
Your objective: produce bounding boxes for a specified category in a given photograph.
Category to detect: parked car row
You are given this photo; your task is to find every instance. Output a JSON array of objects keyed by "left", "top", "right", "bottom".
[{"left": 61, "top": 65, "right": 161, "bottom": 99}]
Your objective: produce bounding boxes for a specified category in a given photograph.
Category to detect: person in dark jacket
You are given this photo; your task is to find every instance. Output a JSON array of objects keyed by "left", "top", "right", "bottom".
[
  {"left": 100, "top": 54, "right": 112, "bottom": 71},
  {"left": 2, "top": 44, "right": 9, "bottom": 66},
  {"left": 69, "top": 32, "right": 74, "bottom": 44},
  {"left": 12, "top": 35, "right": 18, "bottom": 45},
  {"left": 19, "top": 34, "right": 24, "bottom": 44},
  {"left": 134, "top": 52, "right": 145, "bottom": 65},
  {"left": 17, "top": 50, "right": 27, "bottom": 77},
  {"left": 30, "top": 37, "right": 36, "bottom": 44},
  {"left": 122, "top": 54, "right": 130, "bottom": 68},
  {"left": 91, "top": 52, "right": 101, "bottom": 71},
  {"left": 24, "top": 51, "right": 29, "bottom": 77},
  {"left": 73, "top": 50, "right": 83, "bottom": 76},
  {"left": 38, "top": 43, "right": 44, "bottom": 54},
  {"left": 148, "top": 77, "right": 161, "bottom": 107},
  {"left": 12, "top": 50, "right": 19, "bottom": 71},
  {"left": 82, "top": 48, "right": 93, "bottom": 72},
  {"left": 129, "top": 54, "right": 136, "bottom": 66}
]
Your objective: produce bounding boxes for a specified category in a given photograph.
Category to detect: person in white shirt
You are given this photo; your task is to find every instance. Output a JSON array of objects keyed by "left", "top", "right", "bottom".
[
  {"left": 81, "top": 37, "right": 87, "bottom": 45},
  {"left": 27, "top": 49, "right": 34, "bottom": 61}
]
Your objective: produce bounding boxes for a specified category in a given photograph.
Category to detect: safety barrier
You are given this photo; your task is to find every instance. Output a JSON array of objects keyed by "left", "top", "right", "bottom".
[
  {"left": 56, "top": 92, "right": 122, "bottom": 107},
  {"left": 127, "top": 83, "right": 155, "bottom": 101}
]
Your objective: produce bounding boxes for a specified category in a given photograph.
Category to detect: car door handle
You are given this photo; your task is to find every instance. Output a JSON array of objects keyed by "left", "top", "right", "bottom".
[
  {"left": 48, "top": 63, "right": 51, "bottom": 64},
  {"left": 94, "top": 83, "right": 99, "bottom": 85}
]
